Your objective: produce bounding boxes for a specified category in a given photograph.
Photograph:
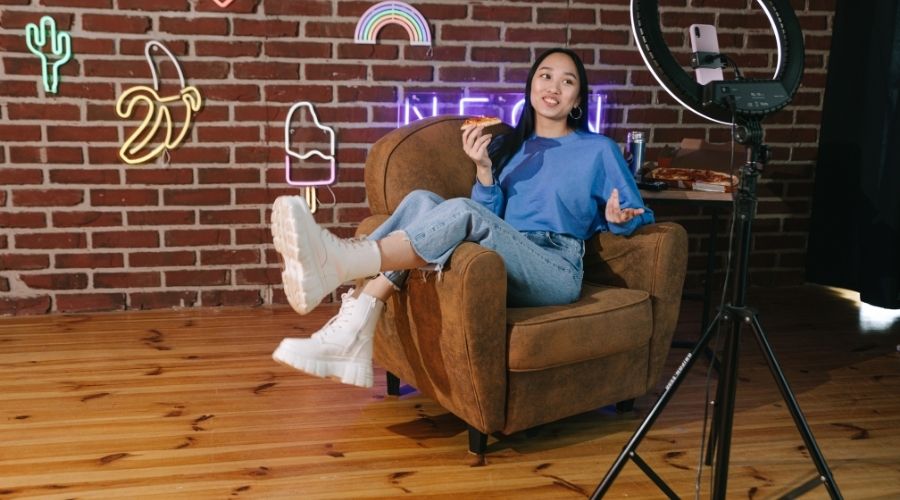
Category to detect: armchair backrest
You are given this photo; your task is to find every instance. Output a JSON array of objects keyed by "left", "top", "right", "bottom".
[{"left": 364, "top": 115, "right": 512, "bottom": 215}]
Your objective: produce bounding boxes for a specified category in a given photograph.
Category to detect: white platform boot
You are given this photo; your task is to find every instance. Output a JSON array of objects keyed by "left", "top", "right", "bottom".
[
  {"left": 272, "top": 290, "right": 384, "bottom": 388},
  {"left": 271, "top": 196, "right": 381, "bottom": 315}
]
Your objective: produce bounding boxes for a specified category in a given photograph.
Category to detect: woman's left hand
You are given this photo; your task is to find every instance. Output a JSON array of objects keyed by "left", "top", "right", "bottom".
[{"left": 605, "top": 188, "right": 645, "bottom": 224}]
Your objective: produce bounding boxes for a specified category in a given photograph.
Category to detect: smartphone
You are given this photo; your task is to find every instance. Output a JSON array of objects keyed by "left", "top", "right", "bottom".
[{"left": 689, "top": 24, "right": 724, "bottom": 85}]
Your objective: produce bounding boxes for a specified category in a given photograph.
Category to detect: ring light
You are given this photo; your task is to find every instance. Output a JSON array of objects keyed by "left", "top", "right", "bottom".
[{"left": 629, "top": 0, "right": 805, "bottom": 125}]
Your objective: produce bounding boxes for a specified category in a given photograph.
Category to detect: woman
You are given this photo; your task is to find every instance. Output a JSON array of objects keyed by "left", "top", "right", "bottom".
[{"left": 270, "top": 48, "right": 654, "bottom": 388}]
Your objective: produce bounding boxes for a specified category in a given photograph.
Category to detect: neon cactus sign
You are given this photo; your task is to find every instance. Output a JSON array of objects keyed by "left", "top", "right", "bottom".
[
  {"left": 24, "top": 16, "right": 72, "bottom": 94},
  {"left": 400, "top": 92, "right": 605, "bottom": 133}
]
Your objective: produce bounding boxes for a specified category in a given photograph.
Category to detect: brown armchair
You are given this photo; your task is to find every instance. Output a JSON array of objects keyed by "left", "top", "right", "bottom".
[{"left": 356, "top": 115, "right": 688, "bottom": 454}]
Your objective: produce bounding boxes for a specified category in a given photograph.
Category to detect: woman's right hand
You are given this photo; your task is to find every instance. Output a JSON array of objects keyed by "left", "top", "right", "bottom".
[{"left": 462, "top": 123, "right": 493, "bottom": 172}]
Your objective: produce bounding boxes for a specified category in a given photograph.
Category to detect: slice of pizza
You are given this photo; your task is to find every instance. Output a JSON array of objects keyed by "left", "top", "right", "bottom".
[
  {"left": 647, "top": 167, "right": 739, "bottom": 192},
  {"left": 461, "top": 116, "right": 503, "bottom": 129}
]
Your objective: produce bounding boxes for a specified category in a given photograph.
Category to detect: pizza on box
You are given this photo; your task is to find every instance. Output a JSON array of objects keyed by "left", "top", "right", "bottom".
[{"left": 646, "top": 167, "right": 739, "bottom": 193}]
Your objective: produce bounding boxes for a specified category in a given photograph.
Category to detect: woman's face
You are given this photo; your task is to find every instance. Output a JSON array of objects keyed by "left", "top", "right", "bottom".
[{"left": 529, "top": 52, "right": 581, "bottom": 126}]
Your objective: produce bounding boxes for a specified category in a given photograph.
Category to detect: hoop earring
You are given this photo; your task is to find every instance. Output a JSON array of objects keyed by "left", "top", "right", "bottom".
[{"left": 569, "top": 106, "right": 583, "bottom": 120}]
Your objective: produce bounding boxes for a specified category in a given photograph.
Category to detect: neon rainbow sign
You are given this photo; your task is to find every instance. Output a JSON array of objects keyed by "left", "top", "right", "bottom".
[
  {"left": 355, "top": 1, "right": 432, "bottom": 47},
  {"left": 400, "top": 92, "right": 606, "bottom": 133}
]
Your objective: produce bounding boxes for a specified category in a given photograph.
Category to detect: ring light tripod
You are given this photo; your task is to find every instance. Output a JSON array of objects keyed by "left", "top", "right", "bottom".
[{"left": 592, "top": 1, "right": 842, "bottom": 498}]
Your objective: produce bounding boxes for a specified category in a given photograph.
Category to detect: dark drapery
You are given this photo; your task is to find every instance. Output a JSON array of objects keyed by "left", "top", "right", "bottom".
[{"left": 807, "top": 0, "right": 900, "bottom": 308}]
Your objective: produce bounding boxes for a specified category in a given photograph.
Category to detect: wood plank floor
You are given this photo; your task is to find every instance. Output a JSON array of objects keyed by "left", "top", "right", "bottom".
[{"left": 1, "top": 285, "right": 899, "bottom": 499}]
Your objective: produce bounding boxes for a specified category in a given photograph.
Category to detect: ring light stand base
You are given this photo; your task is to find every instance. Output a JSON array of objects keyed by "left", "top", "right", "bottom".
[{"left": 591, "top": 120, "right": 843, "bottom": 499}]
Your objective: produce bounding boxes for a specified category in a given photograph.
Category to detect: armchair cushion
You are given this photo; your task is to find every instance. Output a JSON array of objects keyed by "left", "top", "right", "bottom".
[{"left": 507, "top": 284, "right": 652, "bottom": 371}]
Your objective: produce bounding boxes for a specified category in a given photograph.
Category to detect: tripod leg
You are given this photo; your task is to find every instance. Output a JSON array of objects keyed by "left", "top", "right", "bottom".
[
  {"left": 591, "top": 312, "right": 724, "bottom": 499},
  {"left": 747, "top": 315, "right": 843, "bottom": 499},
  {"left": 711, "top": 315, "right": 743, "bottom": 499}
]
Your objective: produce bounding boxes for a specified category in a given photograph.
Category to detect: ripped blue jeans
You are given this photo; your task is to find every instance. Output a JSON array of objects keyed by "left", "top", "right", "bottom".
[{"left": 364, "top": 189, "right": 584, "bottom": 307}]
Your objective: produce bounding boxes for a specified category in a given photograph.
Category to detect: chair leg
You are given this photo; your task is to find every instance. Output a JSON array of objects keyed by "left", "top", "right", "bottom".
[
  {"left": 468, "top": 425, "right": 488, "bottom": 455},
  {"left": 616, "top": 398, "right": 636, "bottom": 413},
  {"left": 386, "top": 371, "right": 400, "bottom": 396}
]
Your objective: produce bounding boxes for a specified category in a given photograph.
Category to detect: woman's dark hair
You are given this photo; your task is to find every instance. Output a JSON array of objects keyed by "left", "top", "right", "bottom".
[{"left": 489, "top": 47, "right": 590, "bottom": 175}]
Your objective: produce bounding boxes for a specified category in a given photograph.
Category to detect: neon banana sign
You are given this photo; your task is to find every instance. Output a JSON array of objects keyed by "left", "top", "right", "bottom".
[{"left": 115, "top": 41, "right": 203, "bottom": 165}]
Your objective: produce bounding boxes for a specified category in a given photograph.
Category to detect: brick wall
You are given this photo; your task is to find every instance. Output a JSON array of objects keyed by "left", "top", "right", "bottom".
[{"left": 0, "top": 0, "right": 835, "bottom": 315}]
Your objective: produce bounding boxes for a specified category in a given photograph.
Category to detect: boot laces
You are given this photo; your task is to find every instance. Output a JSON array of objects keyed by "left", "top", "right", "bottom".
[
  {"left": 323, "top": 231, "right": 372, "bottom": 252},
  {"left": 311, "top": 289, "right": 358, "bottom": 341}
]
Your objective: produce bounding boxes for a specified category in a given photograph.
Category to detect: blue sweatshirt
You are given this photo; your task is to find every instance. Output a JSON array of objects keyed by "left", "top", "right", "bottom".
[{"left": 470, "top": 130, "right": 654, "bottom": 240}]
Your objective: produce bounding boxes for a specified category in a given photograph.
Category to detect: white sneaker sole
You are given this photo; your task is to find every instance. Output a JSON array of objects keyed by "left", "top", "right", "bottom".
[
  {"left": 272, "top": 341, "right": 374, "bottom": 388},
  {"left": 271, "top": 196, "right": 329, "bottom": 315}
]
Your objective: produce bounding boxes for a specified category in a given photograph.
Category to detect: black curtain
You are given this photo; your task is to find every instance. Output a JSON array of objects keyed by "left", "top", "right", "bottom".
[{"left": 808, "top": 0, "right": 900, "bottom": 308}]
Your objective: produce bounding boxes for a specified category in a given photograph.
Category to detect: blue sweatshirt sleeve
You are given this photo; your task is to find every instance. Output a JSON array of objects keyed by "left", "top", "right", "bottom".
[
  {"left": 600, "top": 140, "right": 655, "bottom": 236},
  {"left": 471, "top": 179, "right": 505, "bottom": 216}
]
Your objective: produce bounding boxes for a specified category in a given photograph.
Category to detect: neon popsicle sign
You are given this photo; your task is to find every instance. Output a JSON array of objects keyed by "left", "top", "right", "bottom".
[{"left": 400, "top": 92, "right": 605, "bottom": 133}]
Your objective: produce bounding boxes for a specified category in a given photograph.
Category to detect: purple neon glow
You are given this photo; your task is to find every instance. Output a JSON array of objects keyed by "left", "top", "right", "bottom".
[{"left": 401, "top": 92, "right": 605, "bottom": 133}]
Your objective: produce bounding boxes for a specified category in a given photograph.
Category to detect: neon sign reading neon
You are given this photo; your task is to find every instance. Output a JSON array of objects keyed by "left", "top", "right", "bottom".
[{"left": 400, "top": 92, "right": 605, "bottom": 133}]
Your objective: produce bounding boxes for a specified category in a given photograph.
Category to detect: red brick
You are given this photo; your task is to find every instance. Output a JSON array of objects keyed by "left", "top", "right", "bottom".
[
  {"left": 15, "top": 232, "right": 86, "bottom": 249},
  {"left": 0, "top": 81, "right": 37, "bottom": 97},
  {"left": 0, "top": 211, "right": 45, "bottom": 228},
  {"left": 91, "top": 189, "right": 159, "bottom": 206},
  {"left": 127, "top": 210, "right": 195, "bottom": 226},
  {"left": 94, "top": 271, "right": 160, "bottom": 288},
  {"left": 55, "top": 253, "right": 124, "bottom": 269},
  {"left": 200, "top": 249, "right": 260, "bottom": 266},
  {"left": 55, "top": 82, "right": 115, "bottom": 100},
  {"left": 52, "top": 211, "right": 123, "bottom": 228},
  {"left": 166, "top": 147, "right": 231, "bottom": 164},
  {"left": 305, "top": 63, "right": 366, "bottom": 81},
  {"left": 337, "top": 43, "right": 398, "bottom": 60},
  {"left": 265, "top": 0, "right": 331, "bottom": 16},
  {"left": 537, "top": 7, "right": 597, "bottom": 24},
  {"left": 438, "top": 66, "right": 500, "bottom": 83},
  {"left": 125, "top": 168, "right": 193, "bottom": 185},
  {"left": 304, "top": 22, "right": 355, "bottom": 39},
  {"left": 0, "top": 11, "right": 74, "bottom": 30},
  {"left": 166, "top": 269, "right": 229, "bottom": 286},
  {"left": 443, "top": 25, "right": 501, "bottom": 41},
  {"left": 337, "top": 86, "right": 397, "bottom": 103},
  {"left": 2, "top": 168, "right": 43, "bottom": 184},
  {"left": 200, "top": 209, "right": 260, "bottom": 225},
  {"left": 7, "top": 103, "right": 80, "bottom": 120},
  {"left": 82, "top": 14, "right": 150, "bottom": 33},
  {"left": 373, "top": 65, "right": 434, "bottom": 82},
  {"left": 236, "top": 267, "right": 281, "bottom": 285},
  {"left": 164, "top": 229, "right": 231, "bottom": 247},
  {"left": 50, "top": 168, "right": 119, "bottom": 184},
  {"left": 404, "top": 45, "right": 466, "bottom": 61},
  {"left": 117, "top": 0, "right": 188, "bottom": 10},
  {"left": 13, "top": 189, "right": 83, "bottom": 207},
  {"left": 197, "top": 167, "right": 260, "bottom": 184},
  {"left": 42, "top": 0, "right": 111, "bottom": 8},
  {"left": 93, "top": 230, "right": 159, "bottom": 248},
  {"left": 0, "top": 295, "right": 51, "bottom": 315},
  {"left": 56, "top": 293, "right": 125, "bottom": 313},
  {"left": 130, "top": 250, "right": 195, "bottom": 267},
  {"left": 164, "top": 188, "right": 230, "bottom": 206},
  {"left": 197, "top": 126, "right": 260, "bottom": 143},
  {"left": 473, "top": 5, "right": 532, "bottom": 22},
  {"left": 47, "top": 125, "right": 118, "bottom": 142},
  {"left": 20, "top": 273, "right": 88, "bottom": 290},
  {"left": 233, "top": 18, "right": 298, "bottom": 37},
  {"left": 130, "top": 291, "right": 197, "bottom": 310},
  {"left": 264, "top": 40, "right": 332, "bottom": 58},
  {"left": 195, "top": 41, "right": 261, "bottom": 58},
  {"left": 0, "top": 124, "right": 41, "bottom": 141},
  {"left": 203, "top": 84, "right": 261, "bottom": 102},
  {"left": 0, "top": 253, "right": 49, "bottom": 270},
  {"left": 45, "top": 148, "right": 85, "bottom": 165}
]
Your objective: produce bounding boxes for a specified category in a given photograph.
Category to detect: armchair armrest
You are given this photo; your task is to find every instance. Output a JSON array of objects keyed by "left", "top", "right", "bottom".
[
  {"left": 356, "top": 216, "right": 509, "bottom": 435},
  {"left": 584, "top": 222, "right": 688, "bottom": 387}
]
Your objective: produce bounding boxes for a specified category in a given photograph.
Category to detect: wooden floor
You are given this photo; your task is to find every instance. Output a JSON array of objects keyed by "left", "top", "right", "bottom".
[{"left": 1, "top": 285, "right": 899, "bottom": 499}]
